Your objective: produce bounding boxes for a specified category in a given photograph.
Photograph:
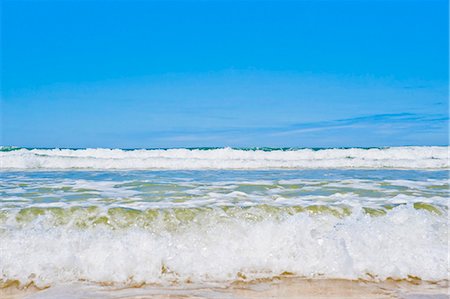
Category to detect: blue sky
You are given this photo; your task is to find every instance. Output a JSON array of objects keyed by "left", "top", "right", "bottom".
[{"left": 1, "top": 0, "right": 448, "bottom": 148}]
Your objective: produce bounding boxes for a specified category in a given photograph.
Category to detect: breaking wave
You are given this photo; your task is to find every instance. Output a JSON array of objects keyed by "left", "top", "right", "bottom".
[
  {"left": 0, "top": 205, "right": 447, "bottom": 287},
  {"left": 0, "top": 146, "right": 448, "bottom": 170}
]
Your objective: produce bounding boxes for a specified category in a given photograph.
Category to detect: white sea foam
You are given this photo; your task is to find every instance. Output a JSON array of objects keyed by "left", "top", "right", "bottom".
[
  {"left": 0, "top": 146, "right": 448, "bottom": 170},
  {"left": 1, "top": 164, "right": 447, "bottom": 288},
  {"left": 0, "top": 206, "right": 447, "bottom": 287}
]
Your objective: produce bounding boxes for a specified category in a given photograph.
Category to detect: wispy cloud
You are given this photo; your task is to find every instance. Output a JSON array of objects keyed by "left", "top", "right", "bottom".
[
  {"left": 108, "top": 112, "right": 448, "bottom": 147},
  {"left": 270, "top": 113, "right": 448, "bottom": 137}
]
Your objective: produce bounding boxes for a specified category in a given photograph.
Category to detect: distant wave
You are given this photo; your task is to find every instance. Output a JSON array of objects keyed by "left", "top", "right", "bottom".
[{"left": 0, "top": 146, "right": 448, "bottom": 170}]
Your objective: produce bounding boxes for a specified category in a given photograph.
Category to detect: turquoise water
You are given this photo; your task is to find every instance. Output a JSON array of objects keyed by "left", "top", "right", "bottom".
[{"left": 1, "top": 169, "right": 448, "bottom": 212}]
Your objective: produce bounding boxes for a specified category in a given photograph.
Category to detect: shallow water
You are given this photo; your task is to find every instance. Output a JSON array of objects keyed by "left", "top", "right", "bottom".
[
  {"left": 2, "top": 278, "right": 449, "bottom": 299},
  {"left": 1, "top": 168, "right": 448, "bottom": 289}
]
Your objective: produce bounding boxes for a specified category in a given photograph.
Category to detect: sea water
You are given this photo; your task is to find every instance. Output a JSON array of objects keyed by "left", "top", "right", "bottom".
[{"left": 0, "top": 147, "right": 448, "bottom": 288}]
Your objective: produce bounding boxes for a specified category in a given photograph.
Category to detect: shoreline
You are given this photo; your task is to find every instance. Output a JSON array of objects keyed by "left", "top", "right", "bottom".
[{"left": 2, "top": 278, "right": 448, "bottom": 299}]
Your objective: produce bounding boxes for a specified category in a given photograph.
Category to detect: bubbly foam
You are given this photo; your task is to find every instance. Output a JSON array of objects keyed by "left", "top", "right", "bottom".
[
  {"left": 0, "top": 206, "right": 447, "bottom": 287},
  {"left": 1, "top": 146, "right": 448, "bottom": 170},
  {"left": 1, "top": 168, "right": 448, "bottom": 288}
]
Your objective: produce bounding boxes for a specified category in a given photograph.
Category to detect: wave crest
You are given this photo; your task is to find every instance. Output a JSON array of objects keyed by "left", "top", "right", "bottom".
[
  {"left": 1, "top": 205, "right": 447, "bottom": 287},
  {"left": 1, "top": 146, "right": 448, "bottom": 169}
]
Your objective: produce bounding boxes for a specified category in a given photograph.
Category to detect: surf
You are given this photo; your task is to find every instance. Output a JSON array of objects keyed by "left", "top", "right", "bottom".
[{"left": 0, "top": 146, "right": 448, "bottom": 170}]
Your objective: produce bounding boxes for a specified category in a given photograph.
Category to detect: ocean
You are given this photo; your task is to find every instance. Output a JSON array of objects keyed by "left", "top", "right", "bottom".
[{"left": 0, "top": 146, "right": 448, "bottom": 297}]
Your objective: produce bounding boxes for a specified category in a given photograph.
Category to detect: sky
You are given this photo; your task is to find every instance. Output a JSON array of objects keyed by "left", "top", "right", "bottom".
[{"left": 1, "top": 0, "right": 448, "bottom": 148}]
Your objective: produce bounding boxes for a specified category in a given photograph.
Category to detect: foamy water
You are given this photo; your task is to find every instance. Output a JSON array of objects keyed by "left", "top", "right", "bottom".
[
  {"left": 0, "top": 165, "right": 448, "bottom": 288},
  {"left": 1, "top": 146, "right": 448, "bottom": 169}
]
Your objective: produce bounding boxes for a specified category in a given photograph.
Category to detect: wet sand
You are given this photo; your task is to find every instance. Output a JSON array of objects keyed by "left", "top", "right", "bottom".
[{"left": 2, "top": 278, "right": 448, "bottom": 299}]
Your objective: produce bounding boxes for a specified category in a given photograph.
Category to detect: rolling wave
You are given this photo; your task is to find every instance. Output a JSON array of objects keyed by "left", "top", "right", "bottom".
[
  {"left": 1, "top": 146, "right": 448, "bottom": 170},
  {"left": 1, "top": 205, "right": 447, "bottom": 287}
]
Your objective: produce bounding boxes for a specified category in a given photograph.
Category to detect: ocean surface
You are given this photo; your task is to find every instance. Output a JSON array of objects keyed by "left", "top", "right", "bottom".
[{"left": 0, "top": 146, "right": 448, "bottom": 289}]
